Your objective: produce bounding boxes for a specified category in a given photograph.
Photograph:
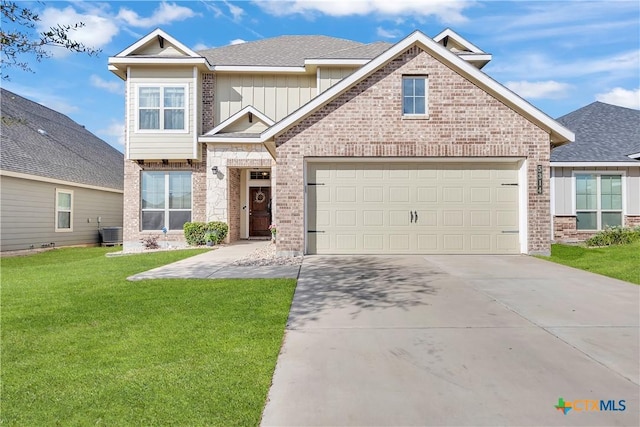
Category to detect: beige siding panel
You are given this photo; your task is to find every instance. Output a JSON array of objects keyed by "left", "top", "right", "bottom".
[
  {"left": 308, "top": 162, "right": 520, "bottom": 254},
  {"left": 318, "top": 67, "right": 358, "bottom": 93},
  {"left": 628, "top": 168, "right": 640, "bottom": 214},
  {"left": 215, "top": 74, "right": 316, "bottom": 124},
  {"left": 554, "top": 166, "right": 640, "bottom": 215},
  {"left": 136, "top": 43, "right": 188, "bottom": 57},
  {"left": 225, "top": 118, "right": 269, "bottom": 133},
  {"left": 128, "top": 67, "right": 196, "bottom": 159},
  {"left": 1, "top": 176, "right": 123, "bottom": 252}
]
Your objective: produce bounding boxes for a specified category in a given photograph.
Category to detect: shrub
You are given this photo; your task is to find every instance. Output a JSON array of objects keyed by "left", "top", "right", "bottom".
[
  {"left": 585, "top": 226, "right": 640, "bottom": 247},
  {"left": 183, "top": 222, "right": 229, "bottom": 245},
  {"left": 140, "top": 235, "right": 160, "bottom": 249}
]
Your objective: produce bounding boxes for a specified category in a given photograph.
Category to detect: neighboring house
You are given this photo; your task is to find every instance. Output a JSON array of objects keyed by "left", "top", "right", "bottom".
[
  {"left": 108, "top": 28, "right": 573, "bottom": 255},
  {"left": 0, "top": 88, "right": 124, "bottom": 252},
  {"left": 551, "top": 102, "right": 640, "bottom": 241}
]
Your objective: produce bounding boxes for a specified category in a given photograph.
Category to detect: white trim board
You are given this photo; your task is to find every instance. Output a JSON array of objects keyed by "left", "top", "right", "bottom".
[{"left": 0, "top": 170, "right": 124, "bottom": 194}]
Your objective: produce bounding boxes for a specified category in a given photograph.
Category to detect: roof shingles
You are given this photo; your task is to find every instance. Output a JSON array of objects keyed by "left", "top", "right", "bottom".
[
  {"left": 1, "top": 88, "right": 124, "bottom": 190},
  {"left": 552, "top": 102, "right": 640, "bottom": 163}
]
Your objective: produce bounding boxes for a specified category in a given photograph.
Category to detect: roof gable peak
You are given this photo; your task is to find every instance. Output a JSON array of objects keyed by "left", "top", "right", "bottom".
[{"left": 115, "top": 28, "right": 200, "bottom": 58}]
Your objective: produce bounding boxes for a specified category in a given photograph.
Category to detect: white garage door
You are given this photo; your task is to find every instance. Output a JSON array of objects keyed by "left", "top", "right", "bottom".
[{"left": 307, "top": 162, "right": 520, "bottom": 254}]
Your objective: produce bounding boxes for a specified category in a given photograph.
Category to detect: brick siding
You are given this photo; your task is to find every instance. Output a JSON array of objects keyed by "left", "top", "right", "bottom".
[
  {"left": 122, "top": 152, "right": 207, "bottom": 250},
  {"left": 554, "top": 215, "right": 640, "bottom": 242},
  {"left": 275, "top": 45, "right": 551, "bottom": 256}
]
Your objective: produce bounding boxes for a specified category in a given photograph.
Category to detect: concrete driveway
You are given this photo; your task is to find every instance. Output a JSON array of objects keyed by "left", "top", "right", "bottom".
[{"left": 261, "top": 255, "right": 639, "bottom": 426}]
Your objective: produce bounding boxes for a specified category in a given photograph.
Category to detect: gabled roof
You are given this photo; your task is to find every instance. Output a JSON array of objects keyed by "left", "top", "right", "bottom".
[
  {"left": 260, "top": 30, "right": 574, "bottom": 145},
  {"left": 115, "top": 28, "right": 200, "bottom": 58},
  {"left": 204, "top": 106, "right": 274, "bottom": 137},
  {"left": 0, "top": 88, "right": 124, "bottom": 190},
  {"left": 197, "top": 35, "right": 366, "bottom": 67},
  {"left": 433, "top": 28, "right": 492, "bottom": 69},
  {"left": 551, "top": 102, "right": 640, "bottom": 163}
]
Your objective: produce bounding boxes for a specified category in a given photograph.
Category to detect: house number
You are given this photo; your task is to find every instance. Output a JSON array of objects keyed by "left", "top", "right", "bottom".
[{"left": 536, "top": 165, "right": 543, "bottom": 195}]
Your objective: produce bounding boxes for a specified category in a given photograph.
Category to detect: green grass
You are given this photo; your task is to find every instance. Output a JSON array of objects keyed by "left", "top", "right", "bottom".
[
  {"left": 1, "top": 247, "right": 296, "bottom": 426},
  {"left": 539, "top": 241, "right": 640, "bottom": 285}
]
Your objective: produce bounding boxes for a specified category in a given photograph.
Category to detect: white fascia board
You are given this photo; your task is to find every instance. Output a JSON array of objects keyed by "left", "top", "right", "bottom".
[
  {"left": 627, "top": 152, "right": 640, "bottom": 159},
  {"left": 261, "top": 30, "right": 575, "bottom": 145},
  {"left": 116, "top": 28, "right": 201, "bottom": 58},
  {"left": 204, "top": 106, "right": 275, "bottom": 136},
  {"left": 108, "top": 57, "right": 208, "bottom": 66},
  {"left": 551, "top": 161, "right": 640, "bottom": 167},
  {"left": 0, "top": 170, "right": 124, "bottom": 194},
  {"left": 211, "top": 65, "right": 306, "bottom": 73},
  {"left": 200, "top": 137, "right": 263, "bottom": 144},
  {"left": 458, "top": 53, "right": 493, "bottom": 62},
  {"left": 304, "top": 59, "right": 369, "bottom": 66},
  {"left": 432, "top": 28, "right": 485, "bottom": 54}
]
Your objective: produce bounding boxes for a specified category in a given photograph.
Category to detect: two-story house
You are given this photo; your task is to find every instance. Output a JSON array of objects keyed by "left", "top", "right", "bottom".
[{"left": 108, "top": 28, "right": 573, "bottom": 255}]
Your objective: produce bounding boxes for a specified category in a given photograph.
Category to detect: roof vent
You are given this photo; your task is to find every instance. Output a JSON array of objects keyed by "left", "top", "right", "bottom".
[{"left": 37, "top": 129, "right": 48, "bottom": 135}]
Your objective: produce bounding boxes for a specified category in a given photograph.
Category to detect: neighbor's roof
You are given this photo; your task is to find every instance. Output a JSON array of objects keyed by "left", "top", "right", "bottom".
[
  {"left": 197, "top": 35, "right": 385, "bottom": 67},
  {"left": 0, "top": 88, "right": 124, "bottom": 190},
  {"left": 552, "top": 102, "right": 640, "bottom": 163}
]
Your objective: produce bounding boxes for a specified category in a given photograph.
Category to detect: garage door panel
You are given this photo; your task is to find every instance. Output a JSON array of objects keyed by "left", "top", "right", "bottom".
[
  {"left": 363, "top": 186, "right": 384, "bottom": 202},
  {"left": 363, "top": 210, "right": 384, "bottom": 226},
  {"left": 307, "top": 162, "right": 520, "bottom": 254}
]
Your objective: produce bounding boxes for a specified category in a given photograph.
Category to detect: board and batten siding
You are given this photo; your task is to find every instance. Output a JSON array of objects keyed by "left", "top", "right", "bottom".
[
  {"left": 128, "top": 67, "right": 197, "bottom": 160},
  {"left": 318, "top": 66, "right": 358, "bottom": 93},
  {"left": 0, "top": 176, "right": 123, "bottom": 252},
  {"left": 552, "top": 166, "right": 640, "bottom": 215},
  {"left": 215, "top": 74, "right": 316, "bottom": 124}
]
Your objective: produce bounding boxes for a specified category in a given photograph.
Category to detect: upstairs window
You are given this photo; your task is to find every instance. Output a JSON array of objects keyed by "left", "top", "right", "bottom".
[
  {"left": 138, "top": 85, "right": 186, "bottom": 131},
  {"left": 575, "top": 174, "right": 622, "bottom": 230},
  {"left": 402, "top": 76, "right": 427, "bottom": 116}
]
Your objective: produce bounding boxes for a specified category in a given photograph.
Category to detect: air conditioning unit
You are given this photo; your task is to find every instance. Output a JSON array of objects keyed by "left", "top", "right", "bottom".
[{"left": 101, "top": 227, "right": 123, "bottom": 245}]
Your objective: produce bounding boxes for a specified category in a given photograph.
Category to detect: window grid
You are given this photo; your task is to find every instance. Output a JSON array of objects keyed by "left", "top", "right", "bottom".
[
  {"left": 575, "top": 174, "right": 622, "bottom": 230},
  {"left": 137, "top": 85, "right": 187, "bottom": 131},
  {"left": 141, "top": 172, "right": 192, "bottom": 231},
  {"left": 55, "top": 189, "right": 73, "bottom": 232},
  {"left": 402, "top": 76, "right": 427, "bottom": 116}
]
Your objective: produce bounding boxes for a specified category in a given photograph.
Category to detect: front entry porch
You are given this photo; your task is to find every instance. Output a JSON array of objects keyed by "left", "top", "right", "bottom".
[{"left": 227, "top": 166, "right": 273, "bottom": 242}]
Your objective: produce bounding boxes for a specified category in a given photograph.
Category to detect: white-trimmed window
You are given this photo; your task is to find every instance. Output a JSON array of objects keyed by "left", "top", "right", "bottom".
[
  {"left": 402, "top": 76, "right": 428, "bottom": 116},
  {"left": 141, "top": 171, "right": 192, "bottom": 230},
  {"left": 575, "top": 174, "right": 623, "bottom": 230},
  {"left": 55, "top": 189, "right": 73, "bottom": 232},
  {"left": 137, "top": 85, "right": 187, "bottom": 131}
]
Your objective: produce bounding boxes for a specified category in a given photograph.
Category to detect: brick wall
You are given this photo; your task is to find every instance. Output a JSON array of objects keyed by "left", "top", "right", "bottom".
[
  {"left": 227, "top": 168, "right": 241, "bottom": 242},
  {"left": 275, "top": 46, "right": 551, "bottom": 256},
  {"left": 122, "top": 152, "right": 207, "bottom": 251},
  {"left": 554, "top": 215, "right": 640, "bottom": 242},
  {"left": 202, "top": 73, "right": 215, "bottom": 133},
  {"left": 625, "top": 216, "right": 640, "bottom": 228}
]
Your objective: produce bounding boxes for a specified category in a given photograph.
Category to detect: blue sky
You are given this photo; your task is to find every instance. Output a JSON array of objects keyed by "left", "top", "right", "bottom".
[{"left": 3, "top": 0, "right": 639, "bottom": 151}]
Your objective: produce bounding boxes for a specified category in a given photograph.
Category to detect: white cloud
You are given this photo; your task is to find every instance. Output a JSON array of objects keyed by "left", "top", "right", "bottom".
[
  {"left": 193, "top": 42, "right": 214, "bottom": 51},
  {"left": 596, "top": 88, "right": 640, "bottom": 110},
  {"left": 505, "top": 80, "right": 572, "bottom": 100},
  {"left": 36, "top": 6, "right": 119, "bottom": 57},
  {"left": 255, "top": 0, "right": 474, "bottom": 23},
  {"left": 117, "top": 2, "right": 197, "bottom": 28},
  {"left": 490, "top": 50, "right": 640, "bottom": 81},
  {"left": 225, "top": 0, "right": 245, "bottom": 22},
  {"left": 90, "top": 75, "right": 122, "bottom": 94},
  {"left": 376, "top": 27, "right": 402, "bottom": 39},
  {"left": 230, "top": 39, "right": 247, "bottom": 45},
  {"left": 97, "top": 119, "right": 126, "bottom": 148}
]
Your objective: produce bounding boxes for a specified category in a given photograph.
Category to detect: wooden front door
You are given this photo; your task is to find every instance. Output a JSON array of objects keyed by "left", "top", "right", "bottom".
[{"left": 249, "top": 187, "right": 271, "bottom": 237}]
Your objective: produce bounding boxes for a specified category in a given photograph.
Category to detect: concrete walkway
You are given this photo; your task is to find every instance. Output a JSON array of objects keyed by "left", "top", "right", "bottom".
[
  {"left": 126, "top": 240, "right": 300, "bottom": 280},
  {"left": 261, "top": 255, "right": 639, "bottom": 426}
]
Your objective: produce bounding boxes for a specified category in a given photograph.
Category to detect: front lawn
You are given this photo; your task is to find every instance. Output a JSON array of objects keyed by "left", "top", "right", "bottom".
[
  {"left": 1, "top": 247, "right": 296, "bottom": 426},
  {"left": 540, "top": 241, "right": 640, "bottom": 285}
]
